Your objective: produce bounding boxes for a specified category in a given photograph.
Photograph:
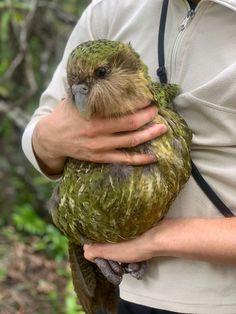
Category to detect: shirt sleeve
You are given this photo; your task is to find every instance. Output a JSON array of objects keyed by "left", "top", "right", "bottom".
[{"left": 21, "top": 2, "right": 104, "bottom": 179}]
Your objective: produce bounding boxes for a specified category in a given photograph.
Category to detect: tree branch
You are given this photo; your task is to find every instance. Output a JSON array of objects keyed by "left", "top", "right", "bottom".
[
  {"left": 0, "top": 0, "right": 38, "bottom": 83},
  {"left": 38, "top": 1, "right": 78, "bottom": 25},
  {"left": 0, "top": 101, "right": 30, "bottom": 130}
]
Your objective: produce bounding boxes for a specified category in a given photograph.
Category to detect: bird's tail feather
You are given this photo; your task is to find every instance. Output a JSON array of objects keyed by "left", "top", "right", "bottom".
[{"left": 68, "top": 242, "right": 118, "bottom": 314}]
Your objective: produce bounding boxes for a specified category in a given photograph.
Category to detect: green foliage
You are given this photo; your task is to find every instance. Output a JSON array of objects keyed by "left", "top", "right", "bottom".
[
  {"left": 0, "top": 1, "right": 90, "bottom": 312},
  {"left": 35, "top": 224, "right": 68, "bottom": 262},
  {"left": 11, "top": 203, "right": 85, "bottom": 313},
  {"left": 13, "top": 204, "right": 46, "bottom": 234},
  {"left": 0, "top": 241, "right": 8, "bottom": 281},
  {"left": 0, "top": 268, "right": 7, "bottom": 281},
  {"left": 13, "top": 204, "right": 68, "bottom": 261},
  {"left": 65, "top": 281, "right": 85, "bottom": 314},
  {"left": 0, "top": 0, "right": 91, "bottom": 104}
]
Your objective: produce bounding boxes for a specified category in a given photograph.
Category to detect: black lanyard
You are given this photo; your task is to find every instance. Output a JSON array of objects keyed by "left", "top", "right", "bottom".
[
  {"left": 157, "top": 0, "right": 234, "bottom": 217},
  {"left": 156, "top": 0, "right": 169, "bottom": 84}
]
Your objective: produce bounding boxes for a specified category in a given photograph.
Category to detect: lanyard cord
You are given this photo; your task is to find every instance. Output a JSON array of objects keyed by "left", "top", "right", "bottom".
[{"left": 156, "top": 0, "right": 169, "bottom": 84}]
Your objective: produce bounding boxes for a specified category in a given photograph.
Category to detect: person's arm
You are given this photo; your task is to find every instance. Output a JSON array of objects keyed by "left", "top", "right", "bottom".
[
  {"left": 22, "top": 2, "right": 167, "bottom": 178},
  {"left": 83, "top": 217, "right": 236, "bottom": 265},
  {"left": 31, "top": 97, "right": 167, "bottom": 176}
]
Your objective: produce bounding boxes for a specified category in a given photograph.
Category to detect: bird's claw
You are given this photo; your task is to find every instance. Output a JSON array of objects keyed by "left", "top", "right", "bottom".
[
  {"left": 95, "top": 258, "right": 123, "bottom": 285},
  {"left": 123, "top": 261, "right": 147, "bottom": 280},
  {"left": 95, "top": 259, "right": 147, "bottom": 284}
]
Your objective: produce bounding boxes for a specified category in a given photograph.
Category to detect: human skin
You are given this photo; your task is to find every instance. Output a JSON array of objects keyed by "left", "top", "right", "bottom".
[
  {"left": 84, "top": 217, "right": 236, "bottom": 265},
  {"left": 32, "top": 98, "right": 167, "bottom": 176}
]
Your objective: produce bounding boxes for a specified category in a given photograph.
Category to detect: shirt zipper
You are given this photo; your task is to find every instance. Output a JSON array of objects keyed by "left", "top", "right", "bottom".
[
  {"left": 179, "top": 9, "right": 196, "bottom": 31},
  {"left": 169, "top": 8, "right": 196, "bottom": 82}
]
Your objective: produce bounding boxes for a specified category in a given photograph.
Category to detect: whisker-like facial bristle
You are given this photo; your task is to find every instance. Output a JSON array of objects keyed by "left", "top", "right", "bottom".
[
  {"left": 87, "top": 67, "right": 153, "bottom": 118},
  {"left": 67, "top": 40, "right": 153, "bottom": 118}
]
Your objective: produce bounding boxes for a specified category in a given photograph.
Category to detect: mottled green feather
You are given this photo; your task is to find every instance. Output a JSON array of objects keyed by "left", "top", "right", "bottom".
[
  {"left": 53, "top": 89, "right": 191, "bottom": 244},
  {"left": 50, "top": 39, "right": 192, "bottom": 314}
]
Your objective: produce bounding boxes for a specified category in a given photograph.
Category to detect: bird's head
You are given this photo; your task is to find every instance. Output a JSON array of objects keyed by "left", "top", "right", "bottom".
[{"left": 67, "top": 39, "right": 153, "bottom": 119}]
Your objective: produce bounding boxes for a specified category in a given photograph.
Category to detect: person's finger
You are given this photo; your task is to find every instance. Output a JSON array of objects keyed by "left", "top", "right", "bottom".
[
  {"left": 82, "top": 123, "right": 167, "bottom": 152},
  {"left": 85, "top": 149, "right": 157, "bottom": 165},
  {"left": 83, "top": 105, "right": 158, "bottom": 136},
  {"left": 110, "top": 123, "right": 167, "bottom": 149}
]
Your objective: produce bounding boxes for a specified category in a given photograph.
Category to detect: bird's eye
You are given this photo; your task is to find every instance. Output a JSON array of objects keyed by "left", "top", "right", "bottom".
[{"left": 94, "top": 67, "right": 109, "bottom": 78}]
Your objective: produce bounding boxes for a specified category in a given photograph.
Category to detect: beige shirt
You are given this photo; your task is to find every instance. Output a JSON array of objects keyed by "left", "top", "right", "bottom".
[{"left": 22, "top": 0, "right": 236, "bottom": 313}]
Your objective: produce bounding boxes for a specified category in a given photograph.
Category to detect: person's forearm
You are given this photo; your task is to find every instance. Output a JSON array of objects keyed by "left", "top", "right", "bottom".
[
  {"left": 154, "top": 217, "right": 236, "bottom": 264},
  {"left": 32, "top": 117, "right": 66, "bottom": 176},
  {"left": 30, "top": 99, "right": 167, "bottom": 178},
  {"left": 83, "top": 217, "right": 236, "bottom": 265}
]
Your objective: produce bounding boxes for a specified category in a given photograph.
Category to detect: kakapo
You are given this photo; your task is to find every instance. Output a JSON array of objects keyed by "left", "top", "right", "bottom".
[{"left": 50, "top": 39, "right": 192, "bottom": 314}]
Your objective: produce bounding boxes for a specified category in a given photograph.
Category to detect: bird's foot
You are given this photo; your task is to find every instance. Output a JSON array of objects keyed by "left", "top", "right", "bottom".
[
  {"left": 123, "top": 261, "right": 147, "bottom": 280},
  {"left": 95, "top": 258, "right": 123, "bottom": 285}
]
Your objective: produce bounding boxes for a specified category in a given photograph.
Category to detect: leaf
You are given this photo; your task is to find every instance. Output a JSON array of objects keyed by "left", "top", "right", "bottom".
[
  {"left": 13, "top": 204, "right": 47, "bottom": 235},
  {"left": 0, "top": 85, "right": 10, "bottom": 97},
  {"left": 0, "top": 11, "right": 11, "bottom": 42},
  {"left": 0, "top": 268, "right": 7, "bottom": 281},
  {"left": 13, "top": 11, "right": 24, "bottom": 24}
]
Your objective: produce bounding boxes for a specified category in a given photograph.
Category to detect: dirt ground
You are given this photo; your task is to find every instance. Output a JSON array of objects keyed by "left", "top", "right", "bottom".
[{"left": 0, "top": 228, "right": 69, "bottom": 314}]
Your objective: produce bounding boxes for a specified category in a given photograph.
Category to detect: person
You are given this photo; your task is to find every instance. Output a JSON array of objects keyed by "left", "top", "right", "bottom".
[{"left": 22, "top": 0, "right": 236, "bottom": 313}]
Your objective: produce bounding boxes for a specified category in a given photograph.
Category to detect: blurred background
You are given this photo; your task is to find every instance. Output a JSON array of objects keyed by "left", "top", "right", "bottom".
[{"left": 0, "top": 1, "right": 90, "bottom": 313}]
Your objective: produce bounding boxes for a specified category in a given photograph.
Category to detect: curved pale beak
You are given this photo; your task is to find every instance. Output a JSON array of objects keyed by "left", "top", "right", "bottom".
[{"left": 71, "top": 84, "right": 91, "bottom": 119}]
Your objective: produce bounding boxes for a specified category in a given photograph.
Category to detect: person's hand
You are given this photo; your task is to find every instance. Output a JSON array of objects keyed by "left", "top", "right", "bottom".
[
  {"left": 83, "top": 222, "right": 168, "bottom": 264},
  {"left": 32, "top": 97, "right": 167, "bottom": 175},
  {"left": 83, "top": 217, "right": 236, "bottom": 266}
]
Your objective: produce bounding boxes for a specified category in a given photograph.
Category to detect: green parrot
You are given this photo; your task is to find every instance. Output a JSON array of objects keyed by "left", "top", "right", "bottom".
[{"left": 49, "top": 39, "right": 192, "bottom": 314}]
